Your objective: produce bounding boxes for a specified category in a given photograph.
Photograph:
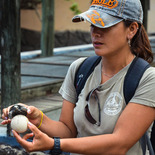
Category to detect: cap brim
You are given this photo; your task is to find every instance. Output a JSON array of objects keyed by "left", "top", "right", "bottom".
[{"left": 72, "top": 8, "right": 123, "bottom": 28}]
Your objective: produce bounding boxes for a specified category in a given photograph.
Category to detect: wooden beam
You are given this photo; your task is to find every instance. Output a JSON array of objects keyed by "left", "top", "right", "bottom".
[
  {"left": 41, "top": 0, "right": 55, "bottom": 57},
  {"left": 0, "top": 0, "right": 21, "bottom": 112}
]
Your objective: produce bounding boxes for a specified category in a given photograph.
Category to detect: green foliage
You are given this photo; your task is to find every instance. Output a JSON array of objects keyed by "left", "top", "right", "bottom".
[
  {"left": 21, "top": 0, "right": 81, "bottom": 15},
  {"left": 65, "top": 0, "right": 81, "bottom": 15},
  {"left": 70, "top": 2, "right": 81, "bottom": 14}
]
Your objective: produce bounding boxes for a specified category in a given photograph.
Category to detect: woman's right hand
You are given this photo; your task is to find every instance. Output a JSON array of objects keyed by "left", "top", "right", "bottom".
[
  {"left": 1, "top": 103, "right": 42, "bottom": 128},
  {"left": 12, "top": 121, "right": 54, "bottom": 152}
]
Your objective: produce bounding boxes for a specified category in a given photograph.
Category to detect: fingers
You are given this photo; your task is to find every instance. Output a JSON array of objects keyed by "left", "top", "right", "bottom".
[
  {"left": 26, "top": 106, "right": 35, "bottom": 115},
  {"left": 29, "top": 106, "right": 40, "bottom": 113},
  {"left": 27, "top": 121, "right": 40, "bottom": 135},
  {"left": 12, "top": 130, "right": 32, "bottom": 152},
  {"left": 26, "top": 107, "right": 42, "bottom": 127},
  {"left": 1, "top": 104, "right": 41, "bottom": 128},
  {"left": 23, "top": 133, "right": 34, "bottom": 140},
  {"left": 2, "top": 107, "right": 10, "bottom": 119},
  {"left": 1, "top": 119, "right": 11, "bottom": 125},
  {"left": 12, "top": 122, "right": 54, "bottom": 152},
  {"left": 1, "top": 104, "right": 32, "bottom": 119},
  {"left": 12, "top": 130, "right": 27, "bottom": 144},
  {"left": 13, "top": 122, "right": 44, "bottom": 152},
  {"left": 1, "top": 103, "right": 27, "bottom": 120}
]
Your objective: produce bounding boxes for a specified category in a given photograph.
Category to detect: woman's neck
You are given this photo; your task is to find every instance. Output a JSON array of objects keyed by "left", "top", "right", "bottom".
[{"left": 101, "top": 53, "right": 135, "bottom": 83}]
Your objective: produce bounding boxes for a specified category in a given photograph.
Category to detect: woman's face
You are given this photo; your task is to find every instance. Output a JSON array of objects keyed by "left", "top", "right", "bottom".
[{"left": 90, "top": 21, "right": 129, "bottom": 57}]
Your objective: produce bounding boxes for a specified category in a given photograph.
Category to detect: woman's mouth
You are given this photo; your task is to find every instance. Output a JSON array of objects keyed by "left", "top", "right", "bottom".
[{"left": 93, "top": 41, "right": 103, "bottom": 47}]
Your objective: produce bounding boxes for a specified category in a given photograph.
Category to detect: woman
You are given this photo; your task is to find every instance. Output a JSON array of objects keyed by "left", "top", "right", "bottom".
[{"left": 1, "top": 0, "right": 155, "bottom": 154}]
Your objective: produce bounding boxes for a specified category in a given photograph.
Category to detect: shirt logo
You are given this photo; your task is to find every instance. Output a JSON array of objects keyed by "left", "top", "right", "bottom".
[
  {"left": 104, "top": 92, "right": 123, "bottom": 116},
  {"left": 86, "top": 10, "right": 105, "bottom": 27},
  {"left": 91, "top": 0, "right": 119, "bottom": 9}
]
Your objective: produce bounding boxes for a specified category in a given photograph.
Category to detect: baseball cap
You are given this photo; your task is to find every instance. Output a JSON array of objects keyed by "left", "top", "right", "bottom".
[{"left": 72, "top": 0, "right": 143, "bottom": 28}]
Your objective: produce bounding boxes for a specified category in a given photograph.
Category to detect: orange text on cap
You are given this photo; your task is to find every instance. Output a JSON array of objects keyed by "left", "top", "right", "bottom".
[
  {"left": 91, "top": 0, "right": 118, "bottom": 9},
  {"left": 86, "top": 10, "right": 105, "bottom": 27}
]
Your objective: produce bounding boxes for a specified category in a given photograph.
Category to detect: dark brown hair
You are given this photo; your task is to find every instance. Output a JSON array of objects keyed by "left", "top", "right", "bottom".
[{"left": 124, "top": 20, "right": 153, "bottom": 63}]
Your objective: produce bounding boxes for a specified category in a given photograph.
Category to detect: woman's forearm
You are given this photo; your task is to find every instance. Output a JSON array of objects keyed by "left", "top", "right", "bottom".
[
  {"left": 39, "top": 113, "right": 75, "bottom": 138},
  {"left": 60, "top": 134, "right": 128, "bottom": 155}
]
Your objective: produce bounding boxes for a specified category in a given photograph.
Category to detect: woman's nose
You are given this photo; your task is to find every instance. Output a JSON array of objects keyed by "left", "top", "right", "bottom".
[{"left": 91, "top": 27, "right": 102, "bottom": 37}]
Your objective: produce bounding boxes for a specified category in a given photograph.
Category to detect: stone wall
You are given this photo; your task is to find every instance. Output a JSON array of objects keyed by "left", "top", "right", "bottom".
[{"left": 21, "top": 29, "right": 92, "bottom": 52}]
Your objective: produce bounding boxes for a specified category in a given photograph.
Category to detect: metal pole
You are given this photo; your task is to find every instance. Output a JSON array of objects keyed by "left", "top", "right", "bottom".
[
  {"left": 0, "top": 0, "right": 21, "bottom": 112},
  {"left": 41, "top": 0, "right": 55, "bottom": 56}
]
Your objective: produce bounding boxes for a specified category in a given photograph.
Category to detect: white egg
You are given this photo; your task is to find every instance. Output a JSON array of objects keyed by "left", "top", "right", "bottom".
[{"left": 11, "top": 115, "right": 28, "bottom": 133}]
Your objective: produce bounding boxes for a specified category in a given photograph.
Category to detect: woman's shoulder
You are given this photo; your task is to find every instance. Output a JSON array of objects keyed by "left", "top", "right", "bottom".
[
  {"left": 69, "top": 57, "right": 87, "bottom": 72},
  {"left": 140, "top": 66, "right": 155, "bottom": 83},
  {"left": 144, "top": 66, "right": 155, "bottom": 77},
  {"left": 131, "top": 66, "right": 155, "bottom": 107},
  {"left": 71, "top": 57, "right": 87, "bottom": 66}
]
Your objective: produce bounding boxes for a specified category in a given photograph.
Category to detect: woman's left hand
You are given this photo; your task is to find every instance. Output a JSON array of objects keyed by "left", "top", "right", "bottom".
[{"left": 12, "top": 121, "right": 54, "bottom": 152}]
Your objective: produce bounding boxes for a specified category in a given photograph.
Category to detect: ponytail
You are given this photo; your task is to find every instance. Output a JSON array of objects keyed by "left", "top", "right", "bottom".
[{"left": 124, "top": 21, "right": 153, "bottom": 63}]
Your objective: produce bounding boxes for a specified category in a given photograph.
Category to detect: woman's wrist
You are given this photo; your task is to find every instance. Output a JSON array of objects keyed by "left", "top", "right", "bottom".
[
  {"left": 37, "top": 110, "right": 44, "bottom": 128},
  {"left": 50, "top": 137, "right": 62, "bottom": 154}
]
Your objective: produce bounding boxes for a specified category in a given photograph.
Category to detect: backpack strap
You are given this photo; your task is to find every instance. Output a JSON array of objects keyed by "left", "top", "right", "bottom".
[
  {"left": 123, "top": 57, "right": 155, "bottom": 155},
  {"left": 75, "top": 56, "right": 150, "bottom": 104},
  {"left": 124, "top": 57, "right": 150, "bottom": 104},
  {"left": 74, "top": 55, "right": 101, "bottom": 100},
  {"left": 151, "top": 123, "right": 155, "bottom": 152}
]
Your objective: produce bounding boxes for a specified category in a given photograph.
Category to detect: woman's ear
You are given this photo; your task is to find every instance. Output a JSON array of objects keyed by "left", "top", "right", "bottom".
[{"left": 127, "top": 22, "right": 139, "bottom": 40}]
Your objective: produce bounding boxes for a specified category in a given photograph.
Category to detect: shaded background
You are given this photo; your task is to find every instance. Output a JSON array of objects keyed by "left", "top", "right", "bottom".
[{"left": 20, "top": 0, "right": 155, "bottom": 52}]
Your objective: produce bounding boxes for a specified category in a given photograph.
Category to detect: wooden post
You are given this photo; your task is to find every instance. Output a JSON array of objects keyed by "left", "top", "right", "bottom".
[
  {"left": 140, "top": 0, "right": 150, "bottom": 31},
  {"left": 41, "top": 0, "right": 55, "bottom": 57},
  {"left": 0, "top": 0, "right": 21, "bottom": 112}
]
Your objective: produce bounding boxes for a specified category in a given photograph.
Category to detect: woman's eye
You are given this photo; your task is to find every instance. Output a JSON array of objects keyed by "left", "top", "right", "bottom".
[{"left": 90, "top": 24, "right": 95, "bottom": 28}]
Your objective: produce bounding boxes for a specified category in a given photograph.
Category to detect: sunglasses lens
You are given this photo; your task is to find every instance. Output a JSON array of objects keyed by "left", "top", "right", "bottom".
[
  {"left": 85, "top": 104, "right": 97, "bottom": 124},
  {"left": 85, "top": 89, "right": 101, "bottom": 126}
]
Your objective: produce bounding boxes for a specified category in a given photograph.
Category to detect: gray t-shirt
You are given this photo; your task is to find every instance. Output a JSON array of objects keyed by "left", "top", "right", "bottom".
[{"left": 59, "top": 57, "right": 155, "bottom": 155}]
